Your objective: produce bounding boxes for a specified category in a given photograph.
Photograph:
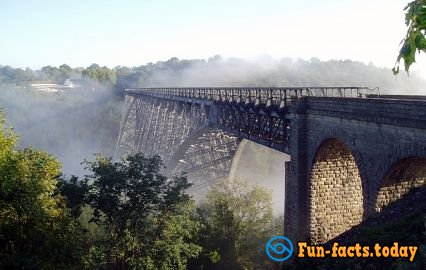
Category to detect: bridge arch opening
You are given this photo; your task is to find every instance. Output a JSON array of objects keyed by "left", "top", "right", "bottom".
[
  {"left": 309, "top": 138, "right": 364, "bottom": 243},
  {"left": 375, "top": 157, "right": 426, "bottom": 212}
]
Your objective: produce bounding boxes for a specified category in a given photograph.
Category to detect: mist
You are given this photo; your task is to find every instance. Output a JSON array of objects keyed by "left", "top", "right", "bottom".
[
  {"left": 0, "top": 87, "right": 122, "bottom": 177},
  {"left": 129, "top": 56, "right": 426, "bottom": 95},
  {"left": 228, "top": 140, "right": 289, "bottom": 215},
  {"left": 1, "top": 56, "right": 425, "bottom": 180}
]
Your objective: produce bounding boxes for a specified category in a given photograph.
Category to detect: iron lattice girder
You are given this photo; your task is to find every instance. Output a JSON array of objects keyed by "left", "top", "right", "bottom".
[
  {"left": 116, "top": 87, "right": 378, "bottom": 191},
  {"left": 115, "top": 95, "right": 207, "bottom": 161},
  {"left": 115, "top": 95, "right": 237, "bottom": 189},
  {"left": 216, "top": 103, "right": 290, "bottom": 152},
  {"left": 126, "top": 87, "right": 376, "bottom": 107},
  {"left": 172, "top": 129, "right": 239, "bottom": 186},
  {"left": 125, "top": 87, "right": 376, "bottom": 152}
]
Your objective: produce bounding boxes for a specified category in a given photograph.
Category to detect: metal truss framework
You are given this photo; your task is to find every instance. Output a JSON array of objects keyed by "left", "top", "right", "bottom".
[{"left": 116, "top": 87, "right": 377, "bottom": 191}]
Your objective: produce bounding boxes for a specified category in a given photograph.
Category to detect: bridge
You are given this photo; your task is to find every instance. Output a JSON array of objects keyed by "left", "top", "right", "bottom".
[{"left": 115, "top": 87, "right": 426, "bottom": 243}]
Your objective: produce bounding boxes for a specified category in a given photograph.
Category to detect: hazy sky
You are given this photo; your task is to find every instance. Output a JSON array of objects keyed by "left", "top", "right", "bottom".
[{"left": 1, "top": 0, "right": 425, "bottom": 76}]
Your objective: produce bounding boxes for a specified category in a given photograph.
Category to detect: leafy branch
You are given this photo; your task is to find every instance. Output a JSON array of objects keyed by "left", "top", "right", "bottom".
[{"left": 394, "top": 0, "right": 426, "bottom": 74}]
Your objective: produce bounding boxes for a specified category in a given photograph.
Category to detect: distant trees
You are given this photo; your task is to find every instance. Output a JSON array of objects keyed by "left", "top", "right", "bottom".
[
  {"left": 0, "top": 65, "right": 36, "bottom": 85},
  {"left": 40, "top": 65, "right": 62, "bottom": 83},
  {"left": 1, "top": 55, "right": 426, "bottom": 93},
  {"left": 82, "top": 64, "right": 117, "bottom": 87},
  {"left": 1, "top": 63, "right": 118, "bottom": 87},
  {"left": 394, "top": 0, "right": 426, "bottom": 73},
  {"left": 59, "top": 64, "right": 73, "bottom": 82}
]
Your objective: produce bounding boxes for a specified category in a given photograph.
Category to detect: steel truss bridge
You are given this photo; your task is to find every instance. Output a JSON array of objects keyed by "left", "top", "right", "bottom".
[{"left": 115, "top": 87, "right": 377, "bottom": 193}]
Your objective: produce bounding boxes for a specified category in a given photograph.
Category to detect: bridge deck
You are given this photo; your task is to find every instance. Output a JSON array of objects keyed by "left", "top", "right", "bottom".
[{"left": 126, "top": 87, "right": 379, "bottom": 107}]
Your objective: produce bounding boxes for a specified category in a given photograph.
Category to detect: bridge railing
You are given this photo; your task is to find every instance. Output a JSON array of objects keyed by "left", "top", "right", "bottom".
[{"left": 126, "top": 87, "right": 379, "bottom": 107}]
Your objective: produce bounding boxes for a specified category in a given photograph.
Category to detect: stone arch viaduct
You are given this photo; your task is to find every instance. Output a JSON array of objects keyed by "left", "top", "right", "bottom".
[{"left": 115, "top": 87, "right": 426, "bottom": 243}]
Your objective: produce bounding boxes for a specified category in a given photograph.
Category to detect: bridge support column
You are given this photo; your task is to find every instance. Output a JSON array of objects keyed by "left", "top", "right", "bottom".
[{"left": 284, "top": 97, "right": 309, "bottom": 242}]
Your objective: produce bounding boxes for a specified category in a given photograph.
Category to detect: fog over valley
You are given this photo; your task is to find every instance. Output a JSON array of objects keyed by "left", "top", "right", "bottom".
[{"left": 0, "top": 56, "right": 425, "bottom": 209}]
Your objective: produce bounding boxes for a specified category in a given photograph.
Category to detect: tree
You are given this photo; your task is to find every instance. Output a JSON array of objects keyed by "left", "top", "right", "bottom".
[
  {"left": 41, "top": 65, "right": 61, "bottom": 83},
  {"left": 394, "top": 0, "right": 426, "bottom": 73},
  {"left": 0, "top": 116, "right": 88, "bottom": 269},
  {"left": 57, "top": 175, "right": 88, "bottom": 218},
  {"left": 82, "top": 153, "right": 202, "bottom": 269},
  {"left": 82, "top": 64, "right": 117, "bottom": 86},
  {"left": 59, "top": 64, "right": 73, "bottom": 82},
  {"left": 193, "top": 179, "right": 277, "bottom": 270}
]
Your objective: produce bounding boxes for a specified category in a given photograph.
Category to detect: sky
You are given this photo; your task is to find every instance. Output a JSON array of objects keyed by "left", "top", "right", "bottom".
[{"left": 0, "top": 0, "right": 425, "bottom": 76}]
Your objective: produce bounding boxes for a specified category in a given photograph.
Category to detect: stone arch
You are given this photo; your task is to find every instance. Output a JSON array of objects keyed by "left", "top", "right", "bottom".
[
  {"left": 309, "top": 138, "right": 364, "bottom": 243},
  {"left": 307, "top": 128, "right": 368, "bottom": 203},
  {"left": 375, "top": 156, "right": 426, "bottom": 212}
]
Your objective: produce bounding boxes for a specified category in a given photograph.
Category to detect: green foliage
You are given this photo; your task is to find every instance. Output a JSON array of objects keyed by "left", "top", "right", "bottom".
[
  {"left": 193, "top": 179, "right": 279, "bottom": 270},
  {"left": 82, "top": 64, "right": 117, "bottom": 87},
  {"left": 0, "top": 66, "right": 36, "bottom": 86},
  {"left": 40, "top": 65, "right": 62, "bottom": 83},
  {"left": 394, "top": 0, "right": 426, "bottom": 73},
  {"left": 57, "top": 175, "right": 89, "bottom": 218},
  {"left": 1, "top": 63, "right": 118, "bottom": 87},
  {"left": 81, "top": 153, "right": 202, "bottom": 269},
  {"left": 0, "top": 115, "right": 89, "bottom": 269}
]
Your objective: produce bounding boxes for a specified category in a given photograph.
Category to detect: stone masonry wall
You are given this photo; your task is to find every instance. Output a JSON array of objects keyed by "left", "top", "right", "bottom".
[
  {"left": 285, "top": 96, "right": 426, "bottom": 243},
  {"left": 375, "top": 157, "right": 426, "bottom": 211},
  {"left": 310, "top": 139, "right": 363, "bottom": 244}
]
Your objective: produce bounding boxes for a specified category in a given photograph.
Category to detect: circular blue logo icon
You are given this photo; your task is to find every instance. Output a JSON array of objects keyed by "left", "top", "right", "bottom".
[{"left": 266, "top": 236, "right": 294, "bottom": 262}]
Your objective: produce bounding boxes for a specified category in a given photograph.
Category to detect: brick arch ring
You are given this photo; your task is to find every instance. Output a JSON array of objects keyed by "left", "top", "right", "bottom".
[
  {"left": 371, "top": 142, "right": 426, "bottom": 209},
  {"left": 378, "top": 142, "right": 426, "bottom": 184}
]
